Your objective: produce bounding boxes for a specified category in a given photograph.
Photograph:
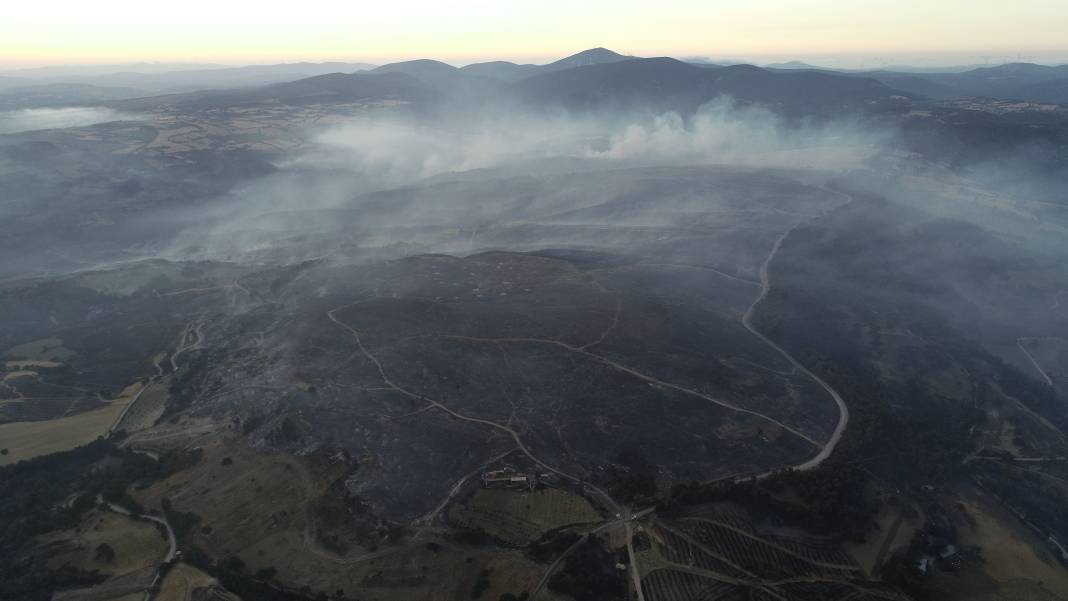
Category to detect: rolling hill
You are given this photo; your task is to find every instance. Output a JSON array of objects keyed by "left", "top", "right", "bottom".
[{"left": 511, "top": 57, "right": 909, "bottom": 116}]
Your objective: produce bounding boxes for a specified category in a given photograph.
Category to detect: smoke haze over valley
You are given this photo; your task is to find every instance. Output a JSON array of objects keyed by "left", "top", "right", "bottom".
[{"left": 2, "top": 31, "right": 1068, "bottom": 601}]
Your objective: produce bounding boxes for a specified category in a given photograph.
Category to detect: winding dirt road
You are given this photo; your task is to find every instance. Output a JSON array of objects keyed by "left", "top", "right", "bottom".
[
  {"left": 741, "top": 224, "right": 850, "bottom": 474},
  {"left": 325, "top": 191, "right": 856, "bottom": 599},
  {"left": 170, "top": 321, "right": 206, "bottom": 373},
  {"left": 100, "top": 497, "right": 178, "bottom": 601}
]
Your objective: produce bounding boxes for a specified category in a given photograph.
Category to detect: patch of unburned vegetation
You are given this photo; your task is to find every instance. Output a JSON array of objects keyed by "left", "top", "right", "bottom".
[
  {"left": 3, "top": 337, "right": 75, "bottom": 361},
  {"left": 449, "top": 487, "right": 601, "bottom": 545},
  {"left": 5, "top": 360, "right": 63, "bottom": 369},
  {"left": 41, "top": 510, "right": 168, "bottom": 577},
  {"left": 155, "top": 562, "right": 215, "bottom": 601},
  {"left": 956, "top": 495, "right": 1068, "bottom": 598},
  {"left": 3, "top": 370, "right": 39, "bottom": 382},
  {"left": 0, "top": 382, "right": 142, "bottom": 465}
]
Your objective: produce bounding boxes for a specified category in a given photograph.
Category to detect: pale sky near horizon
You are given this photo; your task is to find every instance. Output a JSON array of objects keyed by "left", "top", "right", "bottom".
[{"left": 3, "top": 0, "right": 1068, "bottom": 69}]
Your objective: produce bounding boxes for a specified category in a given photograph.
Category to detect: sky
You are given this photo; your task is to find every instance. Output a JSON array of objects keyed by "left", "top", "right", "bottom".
[{"left": 3, "top": 0, "right": 1068, "bottom": 69}]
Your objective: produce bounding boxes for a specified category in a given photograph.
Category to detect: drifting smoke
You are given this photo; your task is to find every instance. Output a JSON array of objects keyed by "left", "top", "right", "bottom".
[
  {"left": 163, "top": 99, "right": 893, "bottom": 263},
  {"left": 291, "top": 99, "right": 889, "bottom": 190},
  {"left": 590, "top": 100, "right": 888, "bottom": 169}
]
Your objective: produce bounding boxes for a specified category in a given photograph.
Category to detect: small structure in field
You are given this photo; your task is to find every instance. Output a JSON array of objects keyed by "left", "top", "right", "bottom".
[{"left": 482, "top": 467, "right": 535, "bottom": 491}]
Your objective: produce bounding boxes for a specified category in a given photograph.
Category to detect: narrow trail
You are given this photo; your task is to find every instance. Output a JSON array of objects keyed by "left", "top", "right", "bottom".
[
  {"left": 580, "top": 298, "right": 622, "bottom": 351},
  {"left": 1017, "top": 337, "right": 1055, "bottom": 387},
  {"left": 413, "top": 448, "right": 519, "bottom": 527},
  {"left": 232, "top": 279, "right": 252, "bottom": 298},
  {"left": 529, "top": 508, "right": 655, "bottom": 599},
  {"left": 102, "top": 501, "right": 177, "bottom": 563},
  {"left": 326, "top": 306, "right": 621, "bottom": 513},
  {"left": 285, "top": 455, "right": 407, "bottom": 567},
  {"left": 625, "top": 520, "right": 647, "bottom": 601},
  {"left": 170, "top": 321, "right": 206, "bottom": 373},
  {"left": 155, "top": 284, "right": 234, "bottom": 298},
  {"left": 327, "top": 303, "right": 654, "bottom": 599},
  {"left": 530, "top": 533, "right": 590, "bottom": 598},
  {"left": 152, "top": 354, "right": 166, "bottom": 377},
  {"left": 994, "top": 383, "right": 1068, "bottom": 449},
  {"left": 634, "top": 261, "right": 761, "bottom": 287},
  {"left": 442, "top": 333, "right": 821, "bottom": 448},
  {"left": 869, "top": 511, "right": 906, "bottom": 577}
]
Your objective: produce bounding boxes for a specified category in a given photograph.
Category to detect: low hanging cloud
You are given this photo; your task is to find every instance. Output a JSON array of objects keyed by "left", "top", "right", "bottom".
[{"left": 0, "top": 107, "right": 138, "bottom": 135}]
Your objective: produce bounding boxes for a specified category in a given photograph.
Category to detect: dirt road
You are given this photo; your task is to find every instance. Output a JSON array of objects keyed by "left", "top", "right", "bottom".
[{"left": 741, "top": 224, "right": 850, "bottom": 475}]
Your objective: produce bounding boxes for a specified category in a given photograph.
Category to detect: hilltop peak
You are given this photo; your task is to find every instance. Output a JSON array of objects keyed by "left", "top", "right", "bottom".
[{"left": 546, "top": 47, "right": 632, "bottom": 71}]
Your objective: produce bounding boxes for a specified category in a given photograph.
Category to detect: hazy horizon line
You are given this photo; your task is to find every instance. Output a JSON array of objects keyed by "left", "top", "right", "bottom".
[{"left": 3, "top": 49, "right": 1067, "bottom": 74}]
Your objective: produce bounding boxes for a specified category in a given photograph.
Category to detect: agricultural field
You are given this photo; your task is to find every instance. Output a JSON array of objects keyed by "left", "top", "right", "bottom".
[
  {"left": 640, "top": 569, "right": 733, "bottom": 601},
  {"left": 3, "top": 337, "right": 76, "bottom": 362},
  {"left": 672, "top": 518, "right": 860, "bottom": 579},
  {"left": 0, "top": 339, "right": 105, "bottom": 424},
  {"left": 448, "top": 487, "right": 602, "bottom": 545},
  {"left": 5, "top": 360, "right": 63, "bottom": 370},
  {"left": 123, "top": 431, "right": 549, "bottom": 601},
  {"left": 941, "top": 491, "right": 1068, "bottom": 601},
  {"left": 0, "top": 381, "right": 142, "bottom": 465},
  {"left": 114, "top": 377, "right": 170, "bottom": 433},
  {"left": 636, "top": 506, "right": 888, "bottom": 601}
]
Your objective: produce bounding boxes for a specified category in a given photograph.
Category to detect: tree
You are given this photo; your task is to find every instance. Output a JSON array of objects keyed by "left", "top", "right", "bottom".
[{"left": 94, "top": 543, "right": 116, "bottom": 563}]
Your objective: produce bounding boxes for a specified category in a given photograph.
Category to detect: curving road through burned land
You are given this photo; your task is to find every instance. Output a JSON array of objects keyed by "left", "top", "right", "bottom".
[
  {"left": 742, "top": 222, "right": 850, "bottom": 475},
  {"left": 325, "top": 187, "right": 854, "bottom": 600}
]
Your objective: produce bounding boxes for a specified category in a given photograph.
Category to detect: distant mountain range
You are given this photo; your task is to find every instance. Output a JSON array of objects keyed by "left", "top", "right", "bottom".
[
  {"left": 105, "top": 48, "right": 910, "bottom": 117},
  {"left": 0, "top": 62, "right": 379, "bottom": 106},
  {"left": 114, "top": 71, "right": 432, "bottom": 111},
  {"left": 369, "top": 48, "right": 633, "bottom": 88},
  {"left": 512, "top": 57, "right": 905, "bottom": 116},
  {"left": 5, "top": 48, "right": 1068, "bottom": 114},
  {"left": 765, "top": 61, "right": 1068, "bottom": 104}
]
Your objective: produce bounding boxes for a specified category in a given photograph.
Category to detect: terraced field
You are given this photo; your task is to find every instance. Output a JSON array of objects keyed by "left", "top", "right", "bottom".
[
  {"left": 115, "top": 377, "right": 170, "bottom": 433},
  {"left": 641, "top": 569, "right": 734, "bottom": 601},
  {"left": 638, "top": 506, "right": 894, "bottom": 601}
]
